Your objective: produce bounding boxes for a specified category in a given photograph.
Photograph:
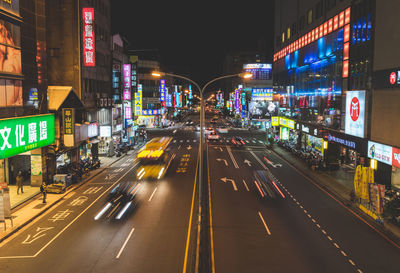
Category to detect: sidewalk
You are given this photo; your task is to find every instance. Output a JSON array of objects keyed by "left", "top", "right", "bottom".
[
  {"left": 271, "top": 145, "right": 400, "bottom": 244},
  {"left": 0, "top": 145, "right": 141, "bottom": 243}
]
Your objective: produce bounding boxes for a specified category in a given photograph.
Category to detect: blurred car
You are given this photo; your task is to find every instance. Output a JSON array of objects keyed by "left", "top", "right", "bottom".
[
  {"left": 94, "top": 182, "right": 141, "bottom": 221},
  {"left": 253, "top": 170, "right": 285, "bottom": 199},
  {"left": 205, "top": 127, "right": 214, "bottom": 134},
  {"left": 231, "top": 136, "right": 245, "bottom": 147},
  {"left": 185, "top": 119, "right": 194, "bottom": 126},
  {"left": 207, "top": 131, "right": 220, "bottom": 140}
]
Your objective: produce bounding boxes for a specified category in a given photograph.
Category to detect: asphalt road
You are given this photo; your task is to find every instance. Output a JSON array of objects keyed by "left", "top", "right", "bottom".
[
  {"left": 0, "top": 127, "right": 200, "bottom": 273},
  {"left": 204, "top": 113, "right": 400, "bottom": 273},
  {"left": 1, "top": 111, "right": 400, "bottom": 273}
]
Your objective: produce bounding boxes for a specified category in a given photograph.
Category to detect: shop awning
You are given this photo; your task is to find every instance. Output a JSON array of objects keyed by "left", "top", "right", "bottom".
[{"left": 48, "top": 86, "right": 85, "bottom": 111}]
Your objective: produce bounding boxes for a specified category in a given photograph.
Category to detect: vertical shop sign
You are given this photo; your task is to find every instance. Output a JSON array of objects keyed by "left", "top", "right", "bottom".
[
  {"left": 134, "top": 84, "right": 142, "bottom": 116},
  {"left": 82, "top": 7, "right": 95, "bottom": 66},
  {"left": 63, "top": 108, "right": 75, "bottom": 135},
  {"left": 160, "top": 79, "right": 166, "bottom": 102},
  {"left": 122, "top": 64, "right": 131, "bottom": 100}
]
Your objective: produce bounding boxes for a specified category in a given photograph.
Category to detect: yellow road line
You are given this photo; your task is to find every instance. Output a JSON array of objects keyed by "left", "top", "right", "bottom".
[
  {"left": 182, "top": 145, "right": 200, "bottom": 273},
  {"left": 207, "top": 144, "right": 216, "bottom": 273},
  {"left": 258, "top": 211, "right": 272, "bottom": 236}
]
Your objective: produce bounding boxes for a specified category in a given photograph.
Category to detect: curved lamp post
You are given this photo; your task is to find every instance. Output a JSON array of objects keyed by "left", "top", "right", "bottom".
[{"left": 151, "top": 71, "right": 251, "bottom": 206}]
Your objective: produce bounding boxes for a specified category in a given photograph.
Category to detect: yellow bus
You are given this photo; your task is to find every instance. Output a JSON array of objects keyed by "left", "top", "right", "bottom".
[{"left": 136, "top": 137, "right": 173, "bottom": 180}]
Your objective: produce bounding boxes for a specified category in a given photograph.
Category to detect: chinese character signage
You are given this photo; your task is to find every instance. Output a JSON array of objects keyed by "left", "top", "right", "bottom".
[
  {"left": 142, "top": 109, "right": 161, "bottom": 115},
  {"left": 160, "top": 79, "right": 166, "bottom": 102},
  {"left": 134, "top": 84, "right": 142, "bottom": 116},
  {"left": 251, "top": 88, "right": 273, "bottom": 100},
  {"left": 62, "top": 108, "right": 74, "bottom": 135},
  {"left": 345, "top": 91, "right": 365, "bottom": 138},
  {"left": 0, "top": 114, "right": 55, "bottom": 159},
  {"left": 368, "top": 141, "right": 392, "bottom": 165},
  {"left": 166, "top": 94, "right": 173, "bottom": 107},
  {"left": 82, "top": 7, "right": 95, "bottom": 66},
  {"left": 122, "top": 64, "right": 131, "bottom": 100}
]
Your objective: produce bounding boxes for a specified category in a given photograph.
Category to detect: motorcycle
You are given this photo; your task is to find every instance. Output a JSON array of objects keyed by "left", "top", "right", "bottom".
[{"left": 90, "top": 158, "right": 101, "bottom": 170}]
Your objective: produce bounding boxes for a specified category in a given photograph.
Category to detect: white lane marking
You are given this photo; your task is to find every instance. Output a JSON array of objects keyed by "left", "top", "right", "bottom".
[
  {"left": 226, "top": 146, "right": 239, "bottom": 169},
  {"left": 252, "top": 140, "right": 256, "bottom": 143},
  {"left": 148, "top": 187, "right": 158, "bottom": 202},
  {"left": 178, "top": 145, "right": 181, "bottom": 150},
  {"left": 258, "top": 140, "right": 263, "bottom": 144},
  {"left": 341, "top": 250, "right": 347, "bottom": 257},
  {"left": 193, "top": 140, "right": 197, "bottom": 142},
  {"left": 187, "top": 140, "right": 190, "bottom": 142},
  {"left": 258, "top": 212, "right": 271, "bottom": 236},
  {"left": 349, "top": 259, "right": 355, "bottom": 266},
  {"left": 173, "top": 140, "right": 177, "bottom": 143},
  {"left": 116, "top": 227, "right": 135, "bottom": 259},
  {"left": 249, "top": 150, "right": 268, "bottom": 170},
  {"left": 180, "top": 140, "right": 184, "bottom": 143},
  {"left": 30, "top": 165, "right": 137, "bottom": 258},
  {"left": 242, "top": 180, "right": 250, "bottom": 191},
  {"left": 173, "top": 129, "right": 177, "bottom": 134},
  {"left": 245, "top": 140, "right": 249, "bottom": 143}
]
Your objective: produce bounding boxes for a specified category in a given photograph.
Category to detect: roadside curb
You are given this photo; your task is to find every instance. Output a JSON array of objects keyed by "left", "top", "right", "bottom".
[
  {"left": 0, "top": 150, "right": 134, "bottom": 244},
  {"left": 270, "top": 147, "right": 400, "bottom": 249}
]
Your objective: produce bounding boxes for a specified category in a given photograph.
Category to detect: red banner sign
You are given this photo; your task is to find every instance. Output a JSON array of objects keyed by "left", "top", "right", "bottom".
[
  {"left": 392, "top": 147, "right": 400, "bottom": 168},
  {"left": 82, "top": 8, "right": 95, "bottom": 67}
]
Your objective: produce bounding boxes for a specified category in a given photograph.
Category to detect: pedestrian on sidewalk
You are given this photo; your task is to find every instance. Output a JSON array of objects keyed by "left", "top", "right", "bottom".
[
  {"left": 16, "top": 170, "right": 24, "bottom": 194},
  {"left": 40, "top": 181, "right": 47, "bottom": 204}
]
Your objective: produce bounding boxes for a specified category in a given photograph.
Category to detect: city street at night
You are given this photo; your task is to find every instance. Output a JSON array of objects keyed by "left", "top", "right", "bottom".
[{"left": 0, "top": 0, "right": 400, "bottom": 272}]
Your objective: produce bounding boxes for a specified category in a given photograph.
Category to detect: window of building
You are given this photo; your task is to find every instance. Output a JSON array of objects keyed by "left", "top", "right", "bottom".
[
  {"left": 315, "top": 1, "right": 323, "bottom": 19},
  {"left": 299, "top": 15, "right": 305, "bottom": 30},
  {"left": 327, "top": 0, "right": 336, "bottom": 10},
  {"left": 307, "top": 9, "right": 313, "bottom": 24}
]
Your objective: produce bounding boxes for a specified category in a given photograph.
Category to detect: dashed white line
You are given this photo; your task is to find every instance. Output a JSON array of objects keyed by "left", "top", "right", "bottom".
[
  {"left": 341, "top": 250, "right": 347, "bottom": 257},
  {"left": 327, "top": 236, "right": 333, "bottom": 241},
  {"left": 148, "top": 187, "right": 158, "bottom": 202},
  {"left": 349, "top": 259, "right": 355, "bottom": 266},
  {"left": 116, "top": 228, "right": 135, "bottom": 259},
  {"left": 334, "top": 243, "right": 340, "bottom": 248}
]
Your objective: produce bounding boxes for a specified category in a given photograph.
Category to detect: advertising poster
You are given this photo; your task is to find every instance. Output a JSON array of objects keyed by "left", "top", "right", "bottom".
[
  {"left": 249, "top": 101, "right": 278, "bottom": 119},
  {"left": 122, "top": 64, "right": 131, "bottom": 100},
  {"left": 345, "top": 90, "right": 365, "bottom": 138},
  {"left": 368, "top": 141, "right": 392, "bottom": 165},
  {"left": 31, "top": 154, "right": 42, "bottom": 176}
]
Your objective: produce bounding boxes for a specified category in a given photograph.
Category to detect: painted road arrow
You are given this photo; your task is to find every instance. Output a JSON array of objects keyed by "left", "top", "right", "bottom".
[
  {"left": 213, "top": 146, "right": 223, "bottom": 152},
  {"left": 263, "top": 156, "right": 282, "bottom": 168},
  {"left": 217, "top": 158, "right": 228, "bottom": 166},
  {"left": 220, "top": 177, "right": 237, "bottom": 191},
  {"left": 244, "top": 159, "right": 252, "bottom": 166}
]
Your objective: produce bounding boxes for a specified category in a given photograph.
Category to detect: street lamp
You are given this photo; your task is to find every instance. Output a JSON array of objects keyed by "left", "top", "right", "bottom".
[{"left": 151, "top": 70, "right": 251, "bottom": 210}]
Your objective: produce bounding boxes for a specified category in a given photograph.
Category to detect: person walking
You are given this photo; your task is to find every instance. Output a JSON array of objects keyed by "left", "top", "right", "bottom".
[
  {"left": 16, "top": 170, "right": 24, "bottom": 194},
  {"left": 40, "top": 181, "right": 47, "bottom": 204}
]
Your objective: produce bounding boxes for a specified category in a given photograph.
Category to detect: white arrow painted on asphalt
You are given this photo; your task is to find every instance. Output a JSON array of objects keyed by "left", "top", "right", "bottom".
[
  {"left": 187, "top": 145, "right": 192, "bottom": 150},
  {"left": 263, "top": 156, "right": 282, "bottom": 168},
  {"left": 244, "top": 159, "right": 252, "bottom": 166},
  {"left": 213, "top": 146, "right": 223, "bottom": 152},
  {"left": 216, "top": 158, "right": 228, "bottom": 166},
  {"left": 220, "top": 177, "right": 237, "bottom": 191}
]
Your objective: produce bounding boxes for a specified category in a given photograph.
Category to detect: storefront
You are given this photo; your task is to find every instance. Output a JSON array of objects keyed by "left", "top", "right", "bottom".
[
  {"left": 322, "top": 129, "right": 367, "bottom": 168},
  {"left": 276, "top": 117, "right": 297, "bottom": 144},
  {"left": 0, "top": 114, "right": 55, "bottom": 207},
  {"left": 98, "top": 125, "right": 112, "bottom": 156},
  {"left": 368, "top": 141, "right": 400, "bottom": 190}
]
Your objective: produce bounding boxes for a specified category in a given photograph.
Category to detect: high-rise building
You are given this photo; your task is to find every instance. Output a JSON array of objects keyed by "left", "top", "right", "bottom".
[{"left": 273, "top": 0, "right": 400, "bottom": 191}]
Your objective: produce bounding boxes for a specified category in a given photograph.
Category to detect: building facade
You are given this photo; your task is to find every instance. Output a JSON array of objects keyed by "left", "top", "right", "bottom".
[{"left": 273, "top": 0, "right": 400, "bottom": 191}]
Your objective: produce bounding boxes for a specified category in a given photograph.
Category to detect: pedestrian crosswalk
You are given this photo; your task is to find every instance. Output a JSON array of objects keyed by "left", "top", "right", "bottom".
[{"left": 171, "top": 137, "right": 267, "bottom": 146}]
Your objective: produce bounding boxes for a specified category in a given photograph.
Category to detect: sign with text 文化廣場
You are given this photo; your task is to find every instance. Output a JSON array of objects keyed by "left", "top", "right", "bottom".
[{"left": 0, "top": 114, "right": 55, "bottom": 159}]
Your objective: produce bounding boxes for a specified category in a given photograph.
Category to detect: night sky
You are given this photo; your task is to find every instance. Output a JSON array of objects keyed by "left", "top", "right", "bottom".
[{"left": 111, "top": 1, "right": 275, "bottom": 87}]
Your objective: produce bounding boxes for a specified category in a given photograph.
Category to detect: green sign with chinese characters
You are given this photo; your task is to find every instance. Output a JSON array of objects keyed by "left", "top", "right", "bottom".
[{"left": 0, "top": 114, "right": 55, "bottom": 159}]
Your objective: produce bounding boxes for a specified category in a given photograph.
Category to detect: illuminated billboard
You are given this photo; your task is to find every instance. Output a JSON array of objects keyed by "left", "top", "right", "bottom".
[
  {"left": 122, "top": 64, "right": 131, "bottom": 100},
  {"left": 0, "top": 114, "right": 55, "bottom": 159},
  {"left": 345, "top": 90, "right": 365, "bottom": 138},
  {"left": 243, "top": 63, "right": 272, "bottom": 80},
  {"left": 134, "top": 84, "right": 142, "bottom": 116},
  {"left": 82, "top": 8, "right": 95, "bottom": 66}
]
